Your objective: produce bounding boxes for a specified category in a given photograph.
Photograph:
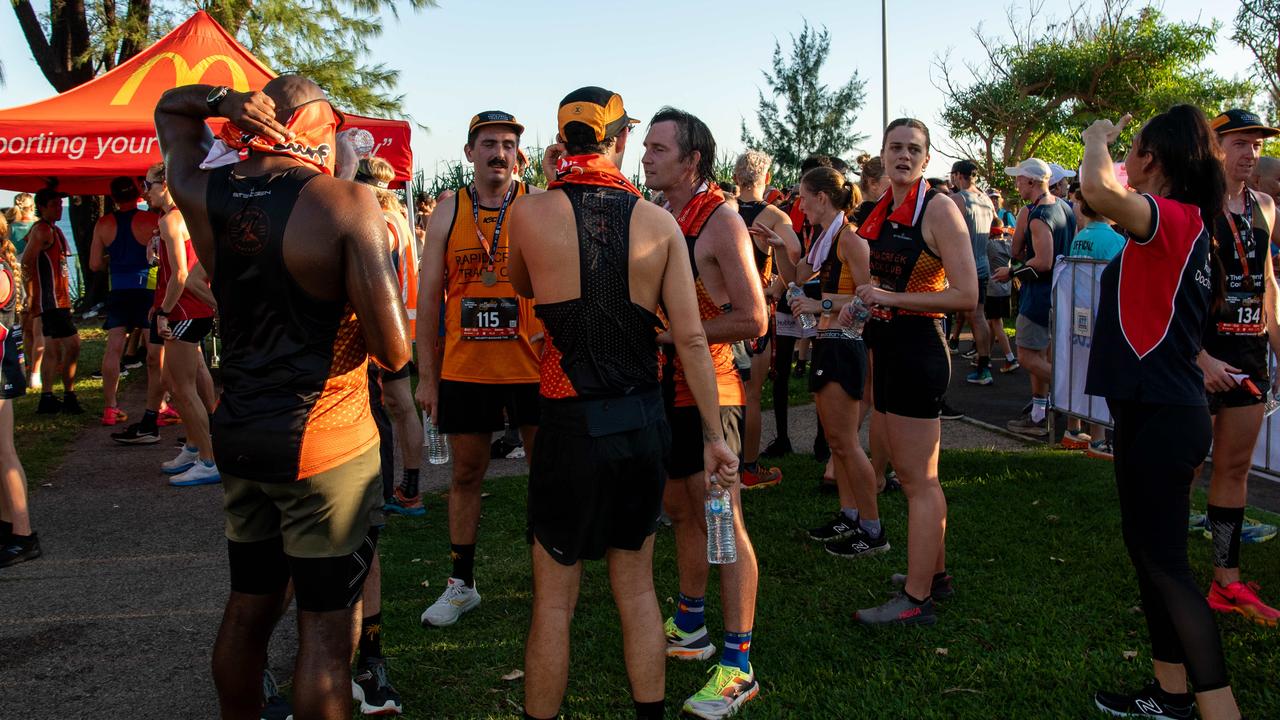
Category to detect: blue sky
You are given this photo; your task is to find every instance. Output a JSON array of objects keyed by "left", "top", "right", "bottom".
[{"left": 0, "top": 0, "right": 1257, "bottom": 202}]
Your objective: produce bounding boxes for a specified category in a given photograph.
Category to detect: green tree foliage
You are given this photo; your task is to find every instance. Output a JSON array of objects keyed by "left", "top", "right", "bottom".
[
  {"left": 8, "top": 0, "right": 434, "bottom": 115},
  {"left": 936, "top": 0, "right": 1249, "bottom": 187},
  {"left": 1233, "top": 0, "right": 1280, "bottom": 123},
  {"left": 741, "top": 21, "right": 867, "bottom": 176}
]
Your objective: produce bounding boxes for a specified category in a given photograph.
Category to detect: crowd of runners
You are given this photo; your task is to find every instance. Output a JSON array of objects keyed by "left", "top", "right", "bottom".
[{"left": 0, "top": 74, "right": 1277, "bottom": 720}]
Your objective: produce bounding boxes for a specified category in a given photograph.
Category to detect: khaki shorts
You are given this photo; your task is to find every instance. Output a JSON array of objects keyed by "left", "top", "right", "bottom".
[{"left": 222, "top": 443, "right": 383, "bottom": 558}]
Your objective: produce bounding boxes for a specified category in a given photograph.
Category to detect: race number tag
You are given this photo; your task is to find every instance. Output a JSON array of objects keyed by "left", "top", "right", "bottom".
[
  {"left": 460, "top": 297, "right": 519, "bottom": 340},
  {"left": 1217, "top": 293, "right": 1263, "bottom": 336}
]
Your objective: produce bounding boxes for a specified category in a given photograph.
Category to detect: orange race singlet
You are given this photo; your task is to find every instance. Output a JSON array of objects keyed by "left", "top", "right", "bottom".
[
  {"left": 28, "top": 220, "right": 72, "bottom": 315},
  {"left": 385, "top": 210, "right": 419, "bottom": 338},
  {"left": 442, "top": 182, "right": 541, "bottom": 384},
  {"left": 669, "top": 185, "right": 745, "bottom": 408}
]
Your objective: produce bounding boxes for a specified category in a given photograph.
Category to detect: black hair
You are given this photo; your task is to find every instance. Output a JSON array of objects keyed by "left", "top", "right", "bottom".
[
  {"left": 110, "top": 177, "right": 140, "bottom": 204},
  {"left": 1133, "top": 104, "right": 1226, "bottom": 222},
  {"left": 650, "top": 107, "right": 717, "bottom": 183},
  {"left": 883, "top": 118, "right": 932, "bottom": 152},
  {"left": 718, "top": 181, "right": 738, "bottom": 195},
  {"left": 565, "top": 135, "right": 616, "bottom": 157},
  {"left": 801, "top": 155, "right": 833, "bottom": 175},
  {"left": 926, "top": 177, "right": 948, "bottom": 190},
  {"left": 951, "top": 159, "right": 978, "bottom": 178}
]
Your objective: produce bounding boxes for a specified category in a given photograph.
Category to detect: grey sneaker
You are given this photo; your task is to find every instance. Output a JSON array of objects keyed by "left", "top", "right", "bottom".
[
  {"left": 890, "top": 572, "right": 955, "bottom": 599},
  {"left": 420, "top": 577, "right": 481, "bottom": 627},
  {"left": 1006, "top": 414, "right": 1048, "bottom": 437},
  {"left": 855, "top": 592, "right": 937, "bottom": 626}
]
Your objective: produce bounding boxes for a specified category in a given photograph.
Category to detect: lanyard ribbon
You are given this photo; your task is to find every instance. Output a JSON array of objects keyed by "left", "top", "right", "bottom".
[
  {"left": 467, "top": 182, "right": 517, "bottom": 271},
  {"left": 1223, "top": 190, "right": 1256, "bottom": 292}
]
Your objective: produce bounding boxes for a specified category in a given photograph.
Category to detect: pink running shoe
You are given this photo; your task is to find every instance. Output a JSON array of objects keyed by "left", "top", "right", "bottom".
[
  {"left": 101, "top": 406, "right": 129, "bottom": 426},
  {"left": 1207, "top": 580, "right": 1280, "bottom": 627}
]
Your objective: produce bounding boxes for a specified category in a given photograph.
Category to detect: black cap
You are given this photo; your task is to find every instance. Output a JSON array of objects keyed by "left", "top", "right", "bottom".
[
  {"left": 951, "top": 159, "right": 978, "bottom": 177},
  {"left": 109, "top": 176, "right": 140, "bottom": 203},
  {"left": 34, "top": 187, "right": 68, "bottom": 207},
  {"left": 1210, "top": 108, "right": 1280, "bottom": 138}
]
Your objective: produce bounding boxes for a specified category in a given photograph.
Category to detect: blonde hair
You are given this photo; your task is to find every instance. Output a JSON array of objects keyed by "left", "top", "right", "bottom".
[
  {"left": 0, "top": 213, "right": 15, "bottom": 285},
  {"left": 146, "top": 161, "right": 166, "bottom": 186},
  {"left": 857, "top": 153, "right": 884, "bottom": 196},
  {"left": 366, "top": 157, "right": 395, "bottom": 187},
  {"left": 733, "top": 150, "right": 773, "bottom": 188}
]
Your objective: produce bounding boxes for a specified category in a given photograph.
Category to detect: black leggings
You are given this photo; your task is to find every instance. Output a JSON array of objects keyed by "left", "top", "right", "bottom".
[{"left": 1109, "top": 399, "right": 1227, "bottom": 691}]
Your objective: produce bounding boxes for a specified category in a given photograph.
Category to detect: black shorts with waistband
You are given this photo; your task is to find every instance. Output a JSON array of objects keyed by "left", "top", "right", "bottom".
[
  {"left": 809, "top": 333, "right": 867, "bottom": 400},
  {"left": 527, "top": 389, "right": 670, "bottom": 566}
]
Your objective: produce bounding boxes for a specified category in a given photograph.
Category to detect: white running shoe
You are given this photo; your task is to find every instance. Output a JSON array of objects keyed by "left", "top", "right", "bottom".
[
  {"left": 168, "top": 460, "right": 221, "bottom": 487},
  {"left": 420, "top": 577, "right": 481, "bottom": 627},
  {"left": 162, "top": 444, "right": 200, "bottom": 475}
]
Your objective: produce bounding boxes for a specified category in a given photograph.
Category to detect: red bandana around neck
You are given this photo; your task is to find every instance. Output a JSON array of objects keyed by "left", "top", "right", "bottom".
[
  {"left": 217, "top": 99, "right": 345, "bottom": 175},
  {"left": 856, "top": 177, "right": 929, "bottom": 242},
  {"left": 673, "top": 183, "right": 725, "bottom": 238},
  {"left": 549, "top": 154, "right": 642, "bottom": 197}
]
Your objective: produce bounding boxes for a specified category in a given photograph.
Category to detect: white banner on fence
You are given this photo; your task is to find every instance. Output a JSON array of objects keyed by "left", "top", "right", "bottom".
[{"left": 1051, "top": 256, "right": 1280, "bottom": 477}]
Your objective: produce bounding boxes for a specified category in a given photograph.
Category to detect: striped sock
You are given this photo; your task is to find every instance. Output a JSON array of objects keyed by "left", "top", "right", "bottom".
[
  {"left": 674, "top": 593, "right": 705, "bottom": 633},
  {"left": 722, "top": 629, "right": 752, "bottom": 672}
]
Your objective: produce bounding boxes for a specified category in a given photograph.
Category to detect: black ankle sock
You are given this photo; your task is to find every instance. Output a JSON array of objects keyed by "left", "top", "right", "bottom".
[
  {"left": 400, "top": 468, "right": 420, "bottom": 497},
  {"left": 634, "top": 699, "right": 665, "bottom": 719},
  {"left": 933, "top": 570, "right": 949, "bottom": 582},
  {"left": 0, "top": 520, "right": 11, "bottom": 543},
  {"left": 978, "top": 355, "right": 990, "bottom": 369},
  {"left": 141, "top": 409, "right": 159, "bottom": 431},
  {"left": 906, "top": 591, "right": 931, "bottom": 605},
  {"left": 358, "top": 612, "right": 383, "bottom": 664},
  {"left": 451, "top": 543, "right": 476, "bottom": 586}
]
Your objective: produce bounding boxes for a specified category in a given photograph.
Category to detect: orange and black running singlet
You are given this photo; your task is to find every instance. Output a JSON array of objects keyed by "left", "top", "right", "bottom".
[
  {"left": 668, "top": 185, "right": 744, "bottom": 408},
  {"left": 442, "top": 182, "right": 541, "bottom": 383},
  {"left": 206, "top": 165, "right": 377, "bottom": 483},
  {"left": 866, "top": 188, "right": 948, "bottom": 319},
  {"left": 29, "top": 220, "right": 72, "bottom": 314}
]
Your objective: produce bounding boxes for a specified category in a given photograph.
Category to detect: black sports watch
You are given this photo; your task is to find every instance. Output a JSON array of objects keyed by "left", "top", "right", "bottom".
[
  {"left": 821, "top": 299, "right": 834, "bottom": 313},
  {"left": 206, "top": 85, "right": 231, "bottom": 114}
]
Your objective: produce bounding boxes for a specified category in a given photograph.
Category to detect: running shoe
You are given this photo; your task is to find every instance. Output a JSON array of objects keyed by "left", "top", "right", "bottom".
[
  {"left": 855, "top": 592, "right": 937, "bottom": 626},
  {"left": 420, "top": 578, "right": 481, "bottom": 627},
  {"left": 1087, "top": 438, "right": 1114, "bottom": 460},
  {"left": 741, "top": 466, "right": 781, "bottom": 490},
  {"left": 0, "top": 532, "right": 41, "bottom": 568},
  {"left": 825, "top": 527, "right": 890, "bottom": 558},
  {"left": 890, "top": 572, "right": 955, "bottom": 600},
  {"left": 682, "top": 663, "right": 759, "bottom": 719},
  {"left": 1060, "top": 430, "right": 1091, "bottom": 450},
  {"left": 111, "top": 422, "right": 160, "bottom": 445},
  {"left": 1187, "top": 512, "right": 1208, "bottom": 533},
  {"left": 879, "top": 470, "right": 901, "bottom": 493},
  {"left": 965, "top": 368, "right": 993, "bottom": 385},
  {"left": 505, "top": 445, "right": 525, "bottom": 460},
  {"left": 1207, "top": 581, "right": 1280, "bottom": 627},
  {"left": 35, "top": 394, "right": 61, "bottom": 414},
  {"left": 761, "top": 437, "right": 792, "bottom": 458},
  {"left": 261, "top": 669, "right": 293, "bottom": 720},
  {"left": 807, "top": 513, "right": 858, "bottom": 542},
  {"left": 1006, "top": 414, "right": 1048, "bottom": 437},
  {"left": 384, "top": 487, "right": 426, "bottom": 517},
  {"left": 61, "top": 393, "right": 84, "bottom": 415},
  {"left": 1093, "top": 679, "right": 1194, "bottom": 719},
  {"left": 663, "top": 616, "right": 716, "bottom": 661},
  {"left": 169, "top": 460, "right": 221, "bottom": 487},
  {"left": 162, "top": 445, "right": 200, "bottom": 475},
  {"left": 489, "top": 437, "right": 520, "bottom": 459},
  {"left": 101, "top": 406, "right": 129, "bottom": 426},
  {"left": 947, "top": 337, "right": 960, "bottom": 354},
  {"left": 793, "top": 360, "right": 807, "bottom": 378},
  {"left": 939, "top": 402, "right": 965, "bottom": 421},
  {"left": 1000, "top": 359, "right": 1021, "bottom": 374},
  {"left": 960, "top": 348, "right": 977, "bottom": 360},
  {"left": 1241, "top": 518, "right": 1278, "bottom": 544},
  {"left": 122, "top": 351, "right": 144, "bottom": 370},
  {"left": 158, "top": 406, "right": 182, "bottom": 426},
  {"left": 352, "top": 658, "right": 403, "bottom": 715}
]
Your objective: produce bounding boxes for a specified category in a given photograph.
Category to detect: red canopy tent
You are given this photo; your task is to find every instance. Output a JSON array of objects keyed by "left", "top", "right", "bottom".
[{"left": 0, "top": 10, "right": 412, "bottom": 193}]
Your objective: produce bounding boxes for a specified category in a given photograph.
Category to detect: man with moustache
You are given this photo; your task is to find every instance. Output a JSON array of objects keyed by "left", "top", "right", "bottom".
[
  {"left": 414, "top": 111, "right": 544, "bottom": 628},
  {"left": 642, "top": 107, "right": 768, "bottom": 719}
]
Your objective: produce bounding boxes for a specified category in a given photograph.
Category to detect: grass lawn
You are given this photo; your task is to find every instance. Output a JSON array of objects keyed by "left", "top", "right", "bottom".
[
  {"left": 13, "top": 327, "right": 112, "bottom": 485},
  {"left": 377, "top": 449, "right": 1280, "bottom": 719}
]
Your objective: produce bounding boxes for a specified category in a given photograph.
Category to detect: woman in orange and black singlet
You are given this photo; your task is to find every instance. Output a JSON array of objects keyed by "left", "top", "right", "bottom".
[
  {"left": 0, "top": 218, "right": 39, "bottom": 568},
  {"left": 847, "top": 119, "right": 978, "bottom": 626}
]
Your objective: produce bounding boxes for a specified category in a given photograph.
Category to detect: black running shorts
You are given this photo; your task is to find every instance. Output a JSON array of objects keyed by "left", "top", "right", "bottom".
[
  {"left": 984, "top": 294, "right": 1011, "bottom": 320},
  {"left": 437, "top": 380, "right": 540, "bottom": 435},
  {"left": 165, "top": 316, "right": 213, "bottom": 344},
  {"left": 869, "top": 315, "right": 951, "bottom": 419},
  {"left": 809, "top": 333, "right": 866, "bottom": 400},
  {"left": 665, "top": 404, "right": 743, "bottom": 479},
  {"left": 528, "top": 390, "right": 670, "bottom": 566},
  {"left": 103, "top": 289, "right": 155, "bottom": 331},
  {"left": 40, "top": 308, "right": 76, "bottom": 339}
]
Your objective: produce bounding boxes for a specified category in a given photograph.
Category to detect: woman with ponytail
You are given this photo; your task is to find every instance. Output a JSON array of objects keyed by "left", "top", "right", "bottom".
[
  {"left": 0, "top": 214, "right": 39, "bottom": 568},
  {"left": 1081, "top": 106, "right": 1244, "bottom": 720}
]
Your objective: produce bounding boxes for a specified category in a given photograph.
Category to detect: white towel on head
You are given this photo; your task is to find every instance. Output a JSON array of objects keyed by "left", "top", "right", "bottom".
[{"left": 806, "top": 211, "right": 846, "bottom": 269}]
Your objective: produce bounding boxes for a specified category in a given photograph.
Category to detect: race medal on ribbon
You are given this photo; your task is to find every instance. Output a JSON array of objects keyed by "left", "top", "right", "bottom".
[{"left": 481, "top": 269, "right": 498, "bottom": 287}]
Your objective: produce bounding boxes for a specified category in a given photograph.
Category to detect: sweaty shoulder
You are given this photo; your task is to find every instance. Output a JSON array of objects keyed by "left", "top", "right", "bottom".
[
  {"left": 761, "top": 203, "right": 790, "bottom": 228},
  {"left": 630, "top": 198, "right": 681, "bottom": 237},
  {"left": 703, "top": 202, "right": 748, "bottom": 238}
]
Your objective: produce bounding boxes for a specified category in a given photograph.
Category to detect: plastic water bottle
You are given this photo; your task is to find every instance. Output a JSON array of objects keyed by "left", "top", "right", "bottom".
[
  {"left": 842, "top": 297, "right": 872, "bottom": 340},
  {"left": 706, "top": 476, "right": 737, "bottom": 564},
  {"left": 424, "top": 411, "right": 449, "bottom": 465},
  {"left": 785, "top": 282, "right": 817, "bottom": 330}
]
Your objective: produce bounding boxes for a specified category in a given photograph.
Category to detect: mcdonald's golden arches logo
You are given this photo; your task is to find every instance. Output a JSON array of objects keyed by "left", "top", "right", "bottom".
[{"left": 111, "top": 52, "right": 250, "bottom": 106}]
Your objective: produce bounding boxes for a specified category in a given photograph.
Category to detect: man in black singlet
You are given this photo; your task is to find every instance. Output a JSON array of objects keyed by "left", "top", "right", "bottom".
[
  {"left": 508, "top": 86, "right": 738, "bottom": 720},
  {"left": 156, "top": 76, "right": 411, "bottom": 718}
]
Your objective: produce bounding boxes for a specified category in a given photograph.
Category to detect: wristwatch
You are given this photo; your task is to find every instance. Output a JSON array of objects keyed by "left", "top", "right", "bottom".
[
  {"left": 821, "top": 299, "right": 834, "bottom": 314},
  {"left": 206, "top": 85, "right": 231, "bottom": 114}
]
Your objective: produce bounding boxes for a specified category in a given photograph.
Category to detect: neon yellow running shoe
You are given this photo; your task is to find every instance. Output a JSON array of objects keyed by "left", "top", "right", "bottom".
[
  {"left": 664, "top": 616, "right": 715, "bottom": 661},
  {"left": 682, "top": 663, "right": 759, "bottom": 719}
]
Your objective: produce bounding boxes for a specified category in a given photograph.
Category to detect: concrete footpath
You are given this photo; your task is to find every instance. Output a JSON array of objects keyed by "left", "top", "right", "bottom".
[{"left": 0, "top": 367, "right": 1271, "bottom": 718}]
